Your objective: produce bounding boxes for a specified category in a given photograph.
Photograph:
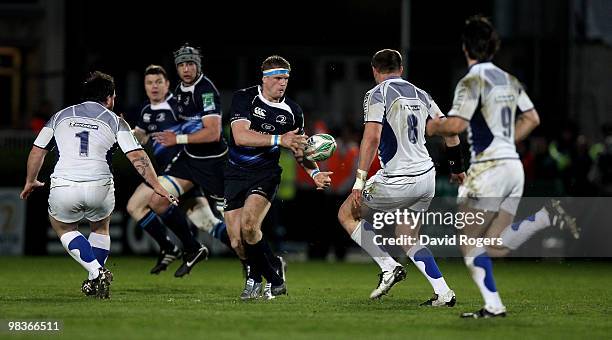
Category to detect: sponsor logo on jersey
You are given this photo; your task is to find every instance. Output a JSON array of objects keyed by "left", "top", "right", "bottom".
[
  {"left": 69, "top": 121, "right": 99, "bottom": 130},
  {"left": 262, "top": 123, "right": 275, "bottom": 132},
  {"left": 276, "top": 115, "right": 287, "bottom": 125},
  {"left": 363, "top": 91, "right": 371, "bottom": 113},
  {"left": 202, "top": 92, "right": 215, "bottom": 111},
  {"left": 495, "top": 94, "right": 516, "bottom": 103},
  {"left": 148, "top": 124, "right": 157, "bottom": 131},
  {"left": 253, "top": 107, "right": 266, "bottom": 118},
  {"left": 401, "top": 104, "right": 421, "bottom": 112},
  {"left": 143, "top": 113, "right": 152, "bottom": 123}
]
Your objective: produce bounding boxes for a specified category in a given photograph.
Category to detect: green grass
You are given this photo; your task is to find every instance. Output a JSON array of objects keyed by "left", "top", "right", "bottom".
[{"left": 0, "top": 257, "right": 611, "bottom": 339}]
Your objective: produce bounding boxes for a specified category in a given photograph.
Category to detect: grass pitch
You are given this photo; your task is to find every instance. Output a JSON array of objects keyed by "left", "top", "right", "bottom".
[{"left": 0, "top": 257, "right": 611, "bottom": 339}]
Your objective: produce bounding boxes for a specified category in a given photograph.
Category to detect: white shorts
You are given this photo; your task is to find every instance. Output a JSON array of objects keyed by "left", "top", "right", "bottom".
[
  {"left": 48, "top": 177, "right": 115, "bottom": 223},
  {"left": 457, "top": 159, "right": 524, "bottom": 214},
  {"left": 362, "top": 168, "right": 435, "bottom": 212}
]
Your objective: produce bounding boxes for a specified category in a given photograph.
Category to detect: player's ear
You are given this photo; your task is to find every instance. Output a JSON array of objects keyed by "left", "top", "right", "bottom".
[{"left": 105, "top": 94, "right": 115, "bottom": 109}]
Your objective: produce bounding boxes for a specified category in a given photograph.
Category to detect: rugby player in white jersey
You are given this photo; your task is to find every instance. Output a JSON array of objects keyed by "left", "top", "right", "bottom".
[
  {"left": 338, "top": 49, "right": 466, "bottom": 305},
  {"left": 20, "top": 71, "right": 176, "bottom": 299},
  {"left": 427, "top": 15, "right": 578, "bottom": 318}
]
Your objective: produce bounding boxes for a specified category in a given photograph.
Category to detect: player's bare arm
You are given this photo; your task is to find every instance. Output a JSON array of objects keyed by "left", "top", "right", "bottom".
[
  {"left": 152, "top": 115, "right": 221, "bottom": 146},
  {"left": 231, "top": 120, "right": 307, "bottom": 153},
  {"left": 20, "top": 146, "right": 48, "bottom": 199},
  {"left": 426, "top": 116, "right": 468, "bottom": 137},
  {"left": 125, "top": 150, "right": 177, "bottom": 206},
  {"left": 351, "top": 122, "right": 382, "bottom": 208},
  {"left": 132, "top": 127, "right": 149, "bottom": 145},
  {"left": 298, "top": 157, "right": 332, "bottom": 191},
  {"left": 515, "top": 108, "right": 540, "bottom": 142}
]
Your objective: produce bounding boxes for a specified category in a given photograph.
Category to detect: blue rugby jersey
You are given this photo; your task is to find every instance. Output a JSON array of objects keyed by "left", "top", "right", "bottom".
[
  {"left": 135, "top": 94, "right": 182, "bottom": 171},
  {"left": 228, "top": 85, "right": 304, "bottom": 170}
]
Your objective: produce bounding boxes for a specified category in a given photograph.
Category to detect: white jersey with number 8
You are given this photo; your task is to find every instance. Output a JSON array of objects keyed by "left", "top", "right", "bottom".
[{"left": 363, "top": 77, "right": 443, "bottom": 176}]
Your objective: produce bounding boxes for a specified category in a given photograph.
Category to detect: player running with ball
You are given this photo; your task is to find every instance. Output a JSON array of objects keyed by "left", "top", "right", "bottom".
[{"left": 225, "top": 55, "right": 332, "bottom": 300}]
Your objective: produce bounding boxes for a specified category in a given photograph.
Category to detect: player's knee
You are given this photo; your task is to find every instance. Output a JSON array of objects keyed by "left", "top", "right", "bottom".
[
  {"left": 126, "top": 200, "right": 137, "bottom": 217},
  {"left": 126, "top": 198, "right": 142, "bottom": 219},
  {"left": 241, "top": 213, "right": 260, "bottom": 237},
  {"left": 337, "top": 204, "right": 350, "bottom": 226},
  {"left": 149, "top": 193, "right": 170, "bottom": 213}
]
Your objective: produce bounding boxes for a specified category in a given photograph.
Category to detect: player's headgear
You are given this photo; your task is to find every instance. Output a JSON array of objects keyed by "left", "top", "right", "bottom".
[
  {"left": 174, "top": 43, "right": 202, "bottom": 72},
  {"left": 261, "top": 55, "right": 291, "bottom": 77}
]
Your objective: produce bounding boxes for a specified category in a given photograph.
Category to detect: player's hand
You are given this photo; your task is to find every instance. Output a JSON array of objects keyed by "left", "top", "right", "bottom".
[
  {"left": 293, "top": 148, "right": 305, "bottom": 163},
  {"left": 152, "top": 130, "right": 178, "bottom": 147},
  {"left": 154, "top": 186, "right": 179, "bottom": 206},
  {"left": 313, "top": 171, "right": 333, "bottom": 190},
  {"left": 281, "top": 128, "right": 308, "bottom": 154},
  {"left": 351, "top": 189, "right": 363, "bottom": 210},
  {"left": 20, "top": 180, "right": 45, "bottom": 200},
  {"left": 450, "top": 172, "right": 466, "bottom": 185}
]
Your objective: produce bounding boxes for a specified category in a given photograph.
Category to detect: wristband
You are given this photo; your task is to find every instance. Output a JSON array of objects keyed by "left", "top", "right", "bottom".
[
  {"left": 270, "top": 135, "right": 281, "bottom": 146},
  {"left": 352, "top": 178, "right": 366, "bottom": 191},
  {"left": 176, "top": 134, "right": 189, "bottom": 144},
  {"left": 356, "top": 169, "right": 368, "bottom": 180},
  {"left": 353, "top": 169, "right": 368, "bottom": 191},
  {"left": 446, "top": 144, "right": 465, "bottom": 174},
  {"left": 310, "top": 169, "right": 320, "bottom": 179}
]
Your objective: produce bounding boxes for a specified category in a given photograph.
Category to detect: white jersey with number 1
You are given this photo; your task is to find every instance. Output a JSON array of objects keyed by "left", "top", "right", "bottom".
[{"left": 34, "top": 101, "right": 142, "bottom": 182}]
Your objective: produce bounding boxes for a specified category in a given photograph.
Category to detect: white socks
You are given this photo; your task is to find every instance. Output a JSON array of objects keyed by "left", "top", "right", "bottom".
[
  {"left": 187, "top": 200, "right": 221, "bottom": 232},
  {"left": 407, "top": 244, "right": 451, "bottom": 295},
  {"left": 60, "top": 231, "right": 102, "bottom": 280},
  {"left": 500, "top": 208, "right": 551, "bottom": 250},
  {"left": 464, "top": 247, "right": 505, "bottom": 312},
  {"left": 350, "top": 220, "right": 401, "bottom": 273},
  {"left": 88, "top": 232, "right": 110, "bottom": 266}
]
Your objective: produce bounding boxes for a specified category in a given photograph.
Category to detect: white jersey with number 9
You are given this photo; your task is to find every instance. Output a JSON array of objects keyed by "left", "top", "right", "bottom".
[{"left": 447, "top": 62, "right": 534, "bottom": 164}]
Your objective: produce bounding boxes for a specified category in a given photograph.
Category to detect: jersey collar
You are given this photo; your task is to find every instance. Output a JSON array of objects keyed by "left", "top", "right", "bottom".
[
  {"left": 257, "top": 85, "right": 286, "bottom": 105},
  {"left": 468, "top": 61, "right": 493, "bottom": 72},
  {"left": 180, "top": 74, "right": 203, "bottom": 92},
  {"left": 150, "top": 93, "right": 173, "bottom": 110}
]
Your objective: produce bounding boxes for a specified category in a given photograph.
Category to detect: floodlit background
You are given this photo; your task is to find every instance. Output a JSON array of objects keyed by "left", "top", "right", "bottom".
[{"left": 0, "top": 0, "right": 611, "bottom": 258}]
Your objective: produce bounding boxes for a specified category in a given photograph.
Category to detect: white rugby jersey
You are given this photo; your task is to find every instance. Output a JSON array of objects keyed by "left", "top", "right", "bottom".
[
  {"left": 34, "top": 101, "right": 142, "bottom": 181},
  {"left": 363, "top": 76, "right": 442, "bottom": 176},
  {"left": 447, "top": 62, "right": 534, "bottom": 163}
]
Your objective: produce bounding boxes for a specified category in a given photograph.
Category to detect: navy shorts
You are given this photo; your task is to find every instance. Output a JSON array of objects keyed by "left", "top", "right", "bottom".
[
  {"left": 223, "top": 163, "right": 281, "bottom": 211},
  {"left": 164, "top": 152, "right": 226, "bottom": 199}
]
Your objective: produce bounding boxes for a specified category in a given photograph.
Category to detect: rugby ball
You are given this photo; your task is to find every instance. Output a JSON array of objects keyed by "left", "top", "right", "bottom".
[{"left": 305, "top": 133, "right": 337, "bottom": 161}]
